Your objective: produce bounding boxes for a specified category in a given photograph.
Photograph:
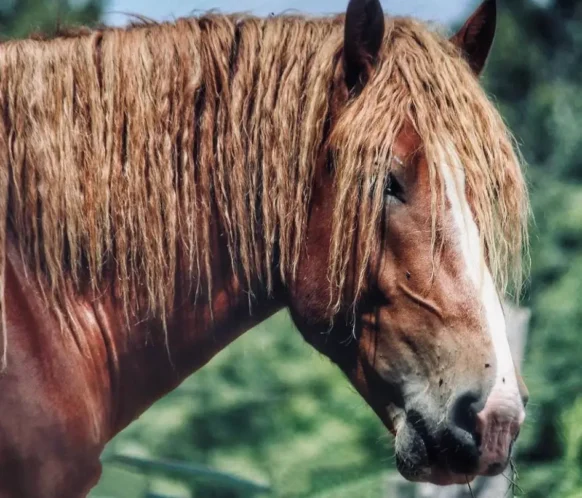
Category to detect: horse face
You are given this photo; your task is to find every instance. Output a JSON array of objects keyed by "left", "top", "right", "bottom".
[
  {"left": 351, "top": 124, "right": 528, "bottom": 484},
  {"left": 288, "top": 0, "right": 528, "bottom": 486},
  {"left": 291, "top": 122, "right": 527, "bottom": 485}
]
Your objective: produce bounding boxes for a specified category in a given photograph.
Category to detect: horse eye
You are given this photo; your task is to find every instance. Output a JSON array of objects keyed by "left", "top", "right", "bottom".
[{"left": 385, "top": 173, "right": 405, "bottom": 202}]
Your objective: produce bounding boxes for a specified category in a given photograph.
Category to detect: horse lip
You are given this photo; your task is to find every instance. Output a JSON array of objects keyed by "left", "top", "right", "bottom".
[
  {"left": 397, "top": 459, "right": 476, "bottom": 486},
  {"left": 393, "top": 416, "right": 481, "bottom": 484}
]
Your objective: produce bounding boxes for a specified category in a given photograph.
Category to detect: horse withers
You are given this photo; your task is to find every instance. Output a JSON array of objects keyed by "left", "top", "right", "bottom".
[{"left": 0, "top": 0, "right": 528, "bottom": 495}]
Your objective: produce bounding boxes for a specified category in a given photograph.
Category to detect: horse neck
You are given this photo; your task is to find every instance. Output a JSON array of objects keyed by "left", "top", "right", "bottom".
[
  {"left": 97, "top": 241, "right": 284, "bottom": 436},
  {"left": 99, "top": 20, "right": 343, "bottom": 434},
  {"left": 6, "top": 228, "right": 283, "bottom": 441},
  {"left": 5, "top": 17, "right": 341, "bottom": 440}
]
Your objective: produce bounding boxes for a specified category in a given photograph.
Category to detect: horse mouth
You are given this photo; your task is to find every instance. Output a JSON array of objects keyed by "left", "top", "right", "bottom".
[
  {"left": 393, "top": 418, "right": 488, "bottom": 486},
  {"left": 395, "top": 433, "right": 512, "bottom": 485},
  {"left": 396, "top": 455, "right": 477, "bottom": 486},
  {"left": 384, "top": 403, "right": 513, "bottom": 485}
]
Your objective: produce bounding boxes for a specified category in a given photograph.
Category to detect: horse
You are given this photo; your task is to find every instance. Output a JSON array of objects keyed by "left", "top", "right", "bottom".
[{"left": 0, "top": 0, "right": 529, "bottom": 495}]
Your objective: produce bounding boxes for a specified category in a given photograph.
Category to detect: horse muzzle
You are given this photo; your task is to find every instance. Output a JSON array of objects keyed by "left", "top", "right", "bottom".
[{"left": 393, "top": 386, "right": 525, "bottom": 484}]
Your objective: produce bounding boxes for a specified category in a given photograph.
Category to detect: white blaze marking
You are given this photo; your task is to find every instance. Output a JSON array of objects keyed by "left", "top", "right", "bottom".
[{"left": 440, "top": 155, "right": 523, "bottom": 419}]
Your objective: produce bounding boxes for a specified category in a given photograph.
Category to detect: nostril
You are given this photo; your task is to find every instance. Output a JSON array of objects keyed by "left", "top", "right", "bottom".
[
  {"left": 522, "top": 393, "right": 529, "bottom": 409},
  {"left": 451, "top": 390, "right": 484, "bottom": 437}
]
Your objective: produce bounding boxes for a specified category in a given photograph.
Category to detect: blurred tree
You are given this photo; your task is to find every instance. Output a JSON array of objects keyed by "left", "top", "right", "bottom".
[
  {"left": 479, "top": 0, "right": 582, "bottom": 495},
  {"left": 0, "top": 0, "right": 104, "bottom": 39},
  {"left": 558, "top": 398, "right": 582, "bottom": 497}
]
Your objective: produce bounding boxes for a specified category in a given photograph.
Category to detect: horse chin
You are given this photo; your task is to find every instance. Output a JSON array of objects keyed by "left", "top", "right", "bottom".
[
  {"left": 394, "top": 424, "right": 477, "bottom": 486},
  {"left": 397, "top": 458, "right": 476, "bottom": 486},
  {"left": 394, "top": 426, "right": 431, "bottom": 481},
  {"left": 424, "top": 469, "right": 476, "bottom": 486}
]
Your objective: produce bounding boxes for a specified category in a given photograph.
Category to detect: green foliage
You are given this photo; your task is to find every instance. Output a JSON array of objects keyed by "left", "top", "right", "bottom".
[
  {"left": 480, "top": 0, "right": 582, "bottom": 495},
  {"left": 559, "top": 398, "right": 582, "bottom": 497},
  {"left": 0, "top": 0, "right": 103, "bottom": 39}
]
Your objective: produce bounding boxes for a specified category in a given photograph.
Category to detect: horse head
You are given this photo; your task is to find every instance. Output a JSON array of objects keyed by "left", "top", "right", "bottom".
[{"left": 288, "top": 0, "right": 529, "bottom": 485}]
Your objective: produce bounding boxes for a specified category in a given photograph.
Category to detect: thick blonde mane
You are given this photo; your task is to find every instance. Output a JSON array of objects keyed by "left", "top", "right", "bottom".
[
  {"left": 328, "top": 19, "right": 529, "bottom": 311},
  {"left": 0, "top": 13, "right": 528, "bottom": 364}
]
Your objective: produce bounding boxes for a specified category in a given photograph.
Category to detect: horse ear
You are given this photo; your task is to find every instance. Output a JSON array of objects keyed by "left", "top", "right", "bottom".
[
  {"left": 450, "top": 0, "right": 497, "bottom": 76},
  {"left": 343, "top": 0, "right": 385, "bottom": 92}
]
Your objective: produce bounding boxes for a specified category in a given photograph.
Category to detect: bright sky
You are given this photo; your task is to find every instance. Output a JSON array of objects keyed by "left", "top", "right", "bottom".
[{"left": 105, "top": 0, "right": 474, "bottom": 27}]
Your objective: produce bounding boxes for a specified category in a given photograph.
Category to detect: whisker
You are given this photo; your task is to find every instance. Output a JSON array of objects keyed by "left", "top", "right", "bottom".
[{"left": 466, "top": 476, "right": 476, "bottom": 498}]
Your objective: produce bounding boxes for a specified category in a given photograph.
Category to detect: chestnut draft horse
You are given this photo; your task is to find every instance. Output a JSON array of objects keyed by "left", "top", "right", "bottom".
[{"left": 0, "top": 0, "right": 529, "bottom": 495}]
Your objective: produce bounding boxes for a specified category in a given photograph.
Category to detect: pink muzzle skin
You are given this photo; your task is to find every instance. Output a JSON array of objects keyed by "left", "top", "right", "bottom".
[{"left": 475, "top": 388, "right": 525, "bottom": 474}]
